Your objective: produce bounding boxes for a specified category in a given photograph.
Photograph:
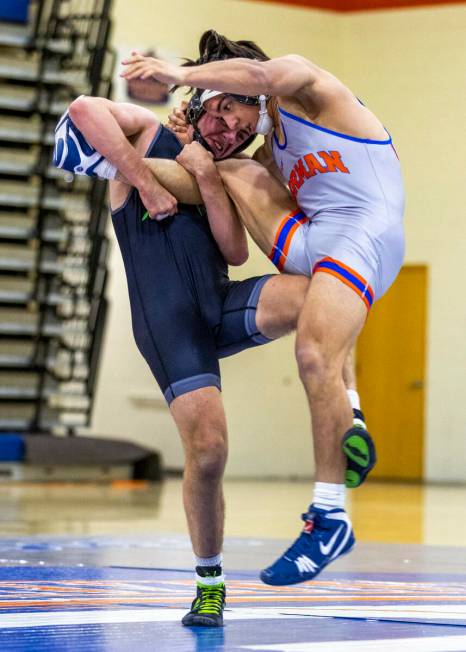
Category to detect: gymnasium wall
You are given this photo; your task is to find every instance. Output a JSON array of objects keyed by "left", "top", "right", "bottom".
[
  {"left": 337, "top": 5, "right": 466, "bottom": 482},
  {"left": 89, "top": 0, "right": 466, "bottom": 480}
]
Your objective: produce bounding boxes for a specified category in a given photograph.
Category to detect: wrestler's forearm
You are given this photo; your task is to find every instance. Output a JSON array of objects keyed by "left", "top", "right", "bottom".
[
  {"left": 193, "top": 167, "right": 249, "bottom": 266},
  {"left": 143, "top": 157, "right": 248, "bottom": 265},
  {"left": 179, "top": 56, "right": 315, "bottom": 98},
  {"left": 142, "top": 158, "right": 203, "bottom": 204}
]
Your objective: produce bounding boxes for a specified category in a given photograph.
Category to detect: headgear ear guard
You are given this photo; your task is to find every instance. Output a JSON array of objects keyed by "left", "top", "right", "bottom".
[
  {"left": 255, "top": 95, "right": 274, "bottom": 135},
  {"left": 198, "top": 90, "right": 273, "bottom": 135}
]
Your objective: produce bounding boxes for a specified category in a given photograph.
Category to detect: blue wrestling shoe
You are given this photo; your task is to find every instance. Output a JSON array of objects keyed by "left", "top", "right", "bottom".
[
  {"left": 260, "top": 505, "right": 355, "bottom": 586},
  {"left": 53, "top": 107, "right": 115, "bottom": 179},
  {"left": 343, "top": 409, "right": 377, "bottom": 489}
]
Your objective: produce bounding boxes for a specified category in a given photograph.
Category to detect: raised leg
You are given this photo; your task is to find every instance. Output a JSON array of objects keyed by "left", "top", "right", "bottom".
[
  {"left": 256, "top": 274, "right": 309, "bottom": 340},
  {"left": 217, "top": 157, "right": 297, "bottom": 256}
]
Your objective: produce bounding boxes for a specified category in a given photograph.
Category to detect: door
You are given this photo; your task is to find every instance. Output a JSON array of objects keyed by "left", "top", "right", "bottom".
[{"left": 356, "top": 266, "right": 427, "bottom": 480}]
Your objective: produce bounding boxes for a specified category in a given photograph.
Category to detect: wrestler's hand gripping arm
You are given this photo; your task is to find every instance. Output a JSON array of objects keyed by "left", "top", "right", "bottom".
[{"left": 143, "top": 146, "right": 248, "bottom": 266}]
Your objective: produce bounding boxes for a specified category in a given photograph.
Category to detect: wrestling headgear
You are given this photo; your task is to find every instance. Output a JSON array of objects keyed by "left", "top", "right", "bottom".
[
  {"left": 186, "top": 88, "right": 273, "bottom": 157},
  {"left": 198, "top": 89, "right": 274, "bottom": 136}
]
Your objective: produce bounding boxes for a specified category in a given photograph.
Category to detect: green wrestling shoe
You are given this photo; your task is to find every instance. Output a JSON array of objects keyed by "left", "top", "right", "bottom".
[
  {"left": 343, "top": 409, "right": 377, "bottom": 489},
  {"left": 182, "top": 565, "right": 226, "bottom": 627}
]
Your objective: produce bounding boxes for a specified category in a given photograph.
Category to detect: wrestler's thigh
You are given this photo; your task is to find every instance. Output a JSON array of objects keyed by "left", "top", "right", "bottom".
[
  {"left": 296, "top": 273, "right": 367, "bottom": 363},
  {"left": 217, "top": 158, "right": 297, "bottom": 255},
  {"left": 256, "top": 274, "right": 309, "bottom": 339},
  {"left": 170, "top": 387, "right": 228, "bottom": 450},
  {"left": 129, "top": 278, "right": 222, "bottom": 405},
  {"left": 215, "top": 275, "right": 272, "bottom": 358}
]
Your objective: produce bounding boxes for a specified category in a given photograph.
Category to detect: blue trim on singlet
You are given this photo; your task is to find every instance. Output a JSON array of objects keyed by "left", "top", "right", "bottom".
[
  {"left": 316, "top": 259, "right": 374, "bottom": 307},
  {"left": 273, "top": 211, "right": 306, "bottom": 262},
  {"left": 164, "top": 373, "right": 221, "bottom": 404},
  {"left": 270, "top": 247, "right": 282, "bottom": 267},
  {"left": 278, "top": 108, "right": 392, "bottom": 145},
  {"left": 273, "top": 121, "right": 288, "bottom": 151},
  {"left": 244, "top": 275, "right": 273, "bottom": 345}
]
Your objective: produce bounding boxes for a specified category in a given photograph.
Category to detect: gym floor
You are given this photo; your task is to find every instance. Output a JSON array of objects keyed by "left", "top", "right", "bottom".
[{"left": 0, "top": 478, "right": 465, "bottom": 651}]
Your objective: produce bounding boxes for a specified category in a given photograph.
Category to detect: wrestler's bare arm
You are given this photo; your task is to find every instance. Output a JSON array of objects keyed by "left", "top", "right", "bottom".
[
  {"left": 121, "top": 55, "right": 386, "bottom": 139},
  {"left": 69, "top": 96, "right": 177, "bottom": 218},
  {"left": 141, "top": 154, "right": 294, "bottom": 261},
  {"left": 121, "top": 54, "right": 318, "bottom": 102},
  {"left": 142, "top": 158, "right": 202, "bottom": 203},
  {"left": 177, "top": 143, "right": 248, "bottom": 265},
  {"left": 171, "top": 57, "right": 385, "bottom": 139},
  {"left": 143, "top": 152, "right": 248, "bottom": 266},
  {"left": 120, "top": 53, "right": 344, "bottom": 121}
]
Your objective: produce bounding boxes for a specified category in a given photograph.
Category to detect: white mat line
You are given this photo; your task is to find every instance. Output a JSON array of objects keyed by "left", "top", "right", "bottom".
[
  {"left": 0, "top": 607, "right": 306, "bottom": 629},
  {"left": 0, "top": 606, "right": 464, "bottom": 630},
  {"left": 243, "top": 635, "right": 466, "bottom": 652}
]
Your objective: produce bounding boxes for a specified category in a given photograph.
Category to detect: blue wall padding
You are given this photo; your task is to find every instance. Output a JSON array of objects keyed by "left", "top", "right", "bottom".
[
  {"left": 0, "top": 435, "right": 25, "bottom": 461},
  {"left": 0, "top": 0, "right": 29, "bottom": 23}
]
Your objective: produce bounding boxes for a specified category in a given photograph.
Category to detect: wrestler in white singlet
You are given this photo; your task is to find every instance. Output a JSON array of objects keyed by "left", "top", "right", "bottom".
[{"left": 268, "top": 106, "right": 405, "bottom": 310}]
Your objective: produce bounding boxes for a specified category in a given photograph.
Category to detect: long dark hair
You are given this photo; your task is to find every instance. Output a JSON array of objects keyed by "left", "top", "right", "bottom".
[
  {"left": 171, "top": 29, "right": 270, "bottom": 93},
  {"left": 195, "top": 29, "right": 269, "bottom": 64}
]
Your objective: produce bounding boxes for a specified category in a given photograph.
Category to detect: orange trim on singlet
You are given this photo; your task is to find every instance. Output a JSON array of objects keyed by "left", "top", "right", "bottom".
[
  {"left": 268, "top": 209, "right": 308, "bottom": 271},
  {"left": 313, "top": 257, "right": 374, "bottom": 311},
  {"left": 316, "top": 256, "right": 373, "bottom": 292},
  {"left": 269, "top": 210, "right": 302, "bottom": 256},
  {"left": 281, "top": 218, "right": 307, "bottom": 257},
  {"left": 315, "top": 267, "right": 371, "bottom": 310}
]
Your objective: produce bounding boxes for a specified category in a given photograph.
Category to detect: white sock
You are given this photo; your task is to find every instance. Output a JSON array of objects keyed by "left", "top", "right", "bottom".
[
  {"left": 194, "top": 553, "right": 225, "bottom": 585},
  {"left": 313, "top": 481, "right": 346, "bottom": 510},
  {"left": 346, "top": 389, "right": 360, "bottom": 411},
  {"left": 94, "top": 158, "right": 118, "bottom": 180},
  {"left": 195, "top": 553, "right": 223, "bottom": 568}
]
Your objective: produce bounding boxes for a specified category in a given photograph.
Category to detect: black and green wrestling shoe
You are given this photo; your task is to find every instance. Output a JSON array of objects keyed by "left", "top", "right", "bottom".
[
  {"left": 182, "top": 566, "right": 226, "bottom": 627},
  {"left": 343, "top": 409, "right": 377, "bottom": 489}
]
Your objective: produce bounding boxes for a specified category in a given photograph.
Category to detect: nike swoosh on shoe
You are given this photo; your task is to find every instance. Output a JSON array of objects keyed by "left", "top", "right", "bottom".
[{"left": 319, "top": 525, "right": 344, "bottom": 556}]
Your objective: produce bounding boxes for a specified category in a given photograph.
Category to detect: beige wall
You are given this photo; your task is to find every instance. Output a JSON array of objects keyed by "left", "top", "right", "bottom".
[
  {"left": 337, "top": 5, "right": 466, "bottom": 481},
  {"left": 90, "top": 0, "right": 466, "bottom": 480}
]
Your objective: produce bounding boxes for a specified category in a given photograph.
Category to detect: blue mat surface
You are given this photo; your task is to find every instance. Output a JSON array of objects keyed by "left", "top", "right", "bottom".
[{"left": 0, "top": 562, "right": 465, "bottom": 651}]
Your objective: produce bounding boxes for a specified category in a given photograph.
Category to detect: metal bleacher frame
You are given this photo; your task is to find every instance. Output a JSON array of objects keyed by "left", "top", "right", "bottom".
[{"left": 0, "top": 0, "right": 115, "bottom": 435}]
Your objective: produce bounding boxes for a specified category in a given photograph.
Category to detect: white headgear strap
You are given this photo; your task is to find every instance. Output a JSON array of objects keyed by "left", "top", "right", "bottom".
[
  {"left": 200, "top": 89, "right": 223, "bottom": 105},
  {"left": 255, "top": 95, "right": 274, "bottom": 135}
]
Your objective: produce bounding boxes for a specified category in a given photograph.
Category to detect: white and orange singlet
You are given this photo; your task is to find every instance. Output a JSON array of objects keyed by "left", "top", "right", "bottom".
[{"left": 269, "top": 107, "right": 405, "bottom": 310}]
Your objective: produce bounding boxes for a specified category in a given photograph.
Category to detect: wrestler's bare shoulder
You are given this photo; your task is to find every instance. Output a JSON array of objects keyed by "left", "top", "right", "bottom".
[{"left": 276, "top": 88, "right": 387, "bottom": 142}]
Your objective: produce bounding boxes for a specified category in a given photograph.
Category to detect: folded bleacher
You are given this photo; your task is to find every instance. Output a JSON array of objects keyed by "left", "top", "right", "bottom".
[{"left": 0, "top": 0, "right": 114, "bottom": 438}]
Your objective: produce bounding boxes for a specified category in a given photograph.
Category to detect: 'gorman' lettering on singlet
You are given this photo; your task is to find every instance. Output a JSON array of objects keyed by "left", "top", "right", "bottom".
[{"left": 288, "top": 150, "right": 350, "bottom": 197}]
